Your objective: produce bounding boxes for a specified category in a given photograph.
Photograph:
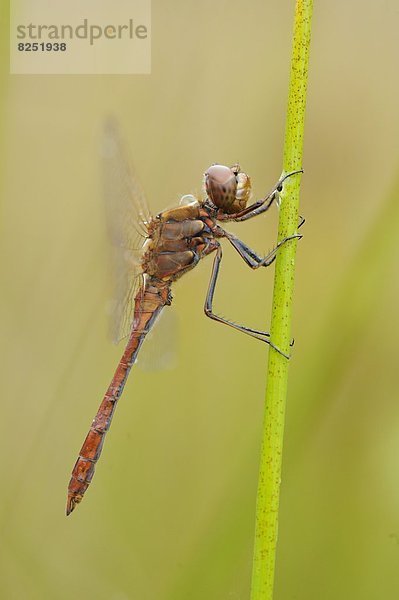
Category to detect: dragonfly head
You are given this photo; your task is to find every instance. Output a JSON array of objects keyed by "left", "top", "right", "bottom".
[{"left": 205, "top": 164, "right": 251, "bottom": 214}]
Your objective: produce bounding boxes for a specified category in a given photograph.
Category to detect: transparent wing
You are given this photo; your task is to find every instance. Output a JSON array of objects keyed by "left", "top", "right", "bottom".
[
  {"left": 101, "top": 118, "right": 152, "bottom": 343},
  {"left": 136, "top": 306, "right": 179, "bottom": 372}
]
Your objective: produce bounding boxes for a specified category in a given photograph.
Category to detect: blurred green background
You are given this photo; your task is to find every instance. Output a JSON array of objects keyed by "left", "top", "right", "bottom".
[{"left": 1, "top": 1, "right": 399, "bottom": 598}]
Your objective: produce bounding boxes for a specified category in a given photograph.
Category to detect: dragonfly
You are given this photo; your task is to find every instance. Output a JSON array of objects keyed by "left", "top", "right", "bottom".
[{"left": 66, "top": 124, "right": 303, "bottom": 515}]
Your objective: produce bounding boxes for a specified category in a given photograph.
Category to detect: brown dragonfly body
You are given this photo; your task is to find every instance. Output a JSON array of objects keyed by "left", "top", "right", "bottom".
[{"left": 67, "top": 162, "right": 302, "bottom": 515}]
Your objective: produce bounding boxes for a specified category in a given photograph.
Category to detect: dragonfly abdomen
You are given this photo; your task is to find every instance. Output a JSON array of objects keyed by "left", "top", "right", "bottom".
[{"left": 66, "top": 278, "right": 171, "bottom": 515}]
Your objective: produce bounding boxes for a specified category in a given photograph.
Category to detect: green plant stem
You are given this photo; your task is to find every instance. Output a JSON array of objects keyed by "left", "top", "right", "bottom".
[{"left": 250, "top": 1, "right": 313, "bottom": 599}]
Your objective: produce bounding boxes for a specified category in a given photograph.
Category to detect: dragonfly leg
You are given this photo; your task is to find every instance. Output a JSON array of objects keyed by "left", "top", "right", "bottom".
[
  {"left": 224, "top": 230, "right": 302, "bottom": 269},
  {"left": 204, "top": 245, "right": 290, "bottom": 359},
  {"left": 217, "top": 169, "right": 303, "bottom": 222},
  {"left": 234, "top": 169, "right": 304, "bottom": 222},
  {"left": 221, "top": 230, "right": 303, "bottom": 348}
]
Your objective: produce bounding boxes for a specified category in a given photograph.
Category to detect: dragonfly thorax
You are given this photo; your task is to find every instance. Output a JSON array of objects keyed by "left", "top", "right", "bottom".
[{"left": 204, "top": 164, "right": 251, "bottom": 215}]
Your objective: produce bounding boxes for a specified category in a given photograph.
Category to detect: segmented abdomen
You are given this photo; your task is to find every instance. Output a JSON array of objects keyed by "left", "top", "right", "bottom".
[{"left": 66, "top": 279, "right": 171, "bottom": 515}]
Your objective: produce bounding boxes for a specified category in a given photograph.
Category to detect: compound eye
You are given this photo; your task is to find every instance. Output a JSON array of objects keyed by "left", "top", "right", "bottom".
[
  {"left": 205, "top": 164, "right": 235, "bottom": 186},
  {"left": 205, "top": 164, "right": 237, "bottom": 209}
]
